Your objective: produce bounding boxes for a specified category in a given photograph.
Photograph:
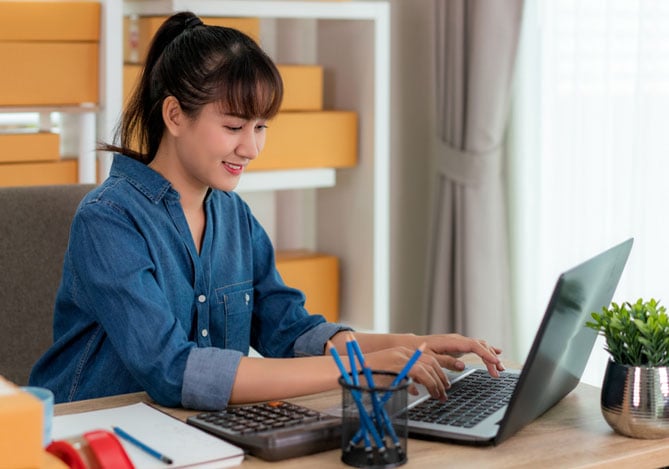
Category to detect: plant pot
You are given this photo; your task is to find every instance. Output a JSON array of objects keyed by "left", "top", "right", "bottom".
[{"left": 601, "top": 360, "right": 669, "bottom": 438}]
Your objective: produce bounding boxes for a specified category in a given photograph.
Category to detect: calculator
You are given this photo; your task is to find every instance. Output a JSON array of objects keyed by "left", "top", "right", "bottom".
[{"left": 186, "top": 400, "right": 342, "bottom": 461}]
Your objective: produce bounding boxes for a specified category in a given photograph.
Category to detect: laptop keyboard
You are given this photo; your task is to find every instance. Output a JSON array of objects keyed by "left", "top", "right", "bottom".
[{"left": 408, "top": 369, "right": 518, "bottom": 428}]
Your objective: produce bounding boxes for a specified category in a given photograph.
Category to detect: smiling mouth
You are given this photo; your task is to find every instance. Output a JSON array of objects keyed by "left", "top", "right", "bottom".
[{"left": 224, "top": 162, "right": 242, "bottom": 170}]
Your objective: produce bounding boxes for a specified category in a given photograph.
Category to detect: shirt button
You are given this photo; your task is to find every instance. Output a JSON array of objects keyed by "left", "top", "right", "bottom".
[
  {"left": 245, "top": 293, "right": 250, "bottom": 304},
  {"left": 198, "top": 294, "right": 206, "bottom": 303},
  {"left": 201, "top": 329, "right": 208, "bottom": 337}
]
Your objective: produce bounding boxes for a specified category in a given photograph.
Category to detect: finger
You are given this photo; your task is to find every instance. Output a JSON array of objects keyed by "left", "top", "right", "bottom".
[
  {"left": 411, "top": 358, "right": 448, "bottom": 400},
  {"left": 431, "top": 353, "right": 466, "bottom": 372}
]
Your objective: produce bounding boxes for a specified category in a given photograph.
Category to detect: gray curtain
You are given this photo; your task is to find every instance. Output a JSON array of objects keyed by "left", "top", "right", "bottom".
[{"left": 426, "top": 0, "right": 523, "bottom": 352}]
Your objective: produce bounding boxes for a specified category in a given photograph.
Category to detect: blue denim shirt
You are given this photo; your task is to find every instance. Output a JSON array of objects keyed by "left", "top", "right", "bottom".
[{"left": 29, "top": 154, "right": 349, "bottom": 409}]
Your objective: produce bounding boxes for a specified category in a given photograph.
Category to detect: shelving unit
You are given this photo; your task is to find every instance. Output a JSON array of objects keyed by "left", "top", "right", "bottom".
[
  {"left": 0, "top": 1, "right": 105, "bottom": 186},
  {"left": 109, "top": 0, "right": 390, "bottom": 332}
]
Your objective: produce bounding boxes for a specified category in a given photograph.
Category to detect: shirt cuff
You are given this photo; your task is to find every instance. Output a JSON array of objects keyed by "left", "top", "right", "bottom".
[
  {"left": 181, "top": 347, "right": 243, "bottom": 410},
  {"left": 294, "top": 322, "right": 353, "bottom": 357}
]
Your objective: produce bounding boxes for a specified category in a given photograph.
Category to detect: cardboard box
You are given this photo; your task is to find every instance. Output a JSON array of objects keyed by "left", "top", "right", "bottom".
[
  {"left": 124, "top": 15, "right": 261, "bottom": 63},
  {"left": 0, "top": 1, "right": 100, "bottom": 41},
  {"left": 123, "top": 64, "right": 143, "bottom": 105},
  {"left": 249, "top": 111, "right": 357, "bottom": 171},
  {"left": 0, "top": 160, "right": 78, "bottom": 187},
  {"left": 0, "top": 132, "right": 60, "bottom": 163},
  {"left": 123, "top": 64, "right": 323, "bottom": 112},
  {"left": 0, "top": 42, "right": 99, "bottom": 106},
  {"left": 276, "top": 250, "right": 339, "bottom": 322},
  {"left": 278, "top": 65, "right": 323, "bottom": 111},
  {"left": 0, "top": 376, "right": 43, "bottom": 469}
]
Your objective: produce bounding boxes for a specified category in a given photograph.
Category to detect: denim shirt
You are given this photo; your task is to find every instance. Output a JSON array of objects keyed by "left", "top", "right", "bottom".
[{"left": 29, "top": 154, "right": 349, "bottom": 409}]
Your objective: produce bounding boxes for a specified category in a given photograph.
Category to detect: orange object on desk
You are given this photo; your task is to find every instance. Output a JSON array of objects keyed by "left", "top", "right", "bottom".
[{"left": 0, "top": 376, "right": 43, "bottom": 468}]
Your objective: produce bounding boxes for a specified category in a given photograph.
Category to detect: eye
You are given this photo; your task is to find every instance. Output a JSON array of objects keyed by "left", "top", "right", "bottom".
[
  {"left": 224, "top": 125, "right": 243, "bottom": 131},
  {"left": 255, "top": 123, "right": 268, "bottom": 131}
]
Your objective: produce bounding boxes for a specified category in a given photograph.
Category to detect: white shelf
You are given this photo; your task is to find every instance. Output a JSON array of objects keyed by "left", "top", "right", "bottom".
[
  {"left": 125, "top": 0, "right": 385, "bottom": 19},
  {"left": 112, "top": 0, "right": 390, "bottom": 333},
  {"left": 236, "top": 168, "right": 335, "bottom": 192}
]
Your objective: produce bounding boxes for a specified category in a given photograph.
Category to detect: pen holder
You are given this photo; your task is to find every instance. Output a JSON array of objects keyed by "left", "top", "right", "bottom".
[{"left": 339, "top": 371, "right": 409, "bottom": 468}]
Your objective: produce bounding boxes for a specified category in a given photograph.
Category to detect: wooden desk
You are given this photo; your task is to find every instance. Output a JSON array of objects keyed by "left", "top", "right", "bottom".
[{"left": 55, "top": 381, "right": 669, "bottom": 468}]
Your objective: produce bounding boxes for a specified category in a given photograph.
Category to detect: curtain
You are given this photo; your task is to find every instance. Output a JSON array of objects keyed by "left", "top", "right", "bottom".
[
  {"left": 426, "top": 0, "right": 524, "bottom": 351},
  {"left": 509, "top": 0, "right": 669, "bottom": 386}
]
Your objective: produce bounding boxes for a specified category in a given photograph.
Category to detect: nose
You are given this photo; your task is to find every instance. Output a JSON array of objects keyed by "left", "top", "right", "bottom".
[{"left": 236, "top": 127, "right": 262, "bottom": 161}]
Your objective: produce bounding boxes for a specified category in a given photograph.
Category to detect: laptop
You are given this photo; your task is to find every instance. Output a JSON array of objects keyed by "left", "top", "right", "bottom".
[{"left": 406, "top": 238, "right": 633, "bottom": 445}]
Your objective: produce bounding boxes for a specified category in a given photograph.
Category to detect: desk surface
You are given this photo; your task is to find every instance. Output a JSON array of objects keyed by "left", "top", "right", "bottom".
[{"left": 55, "top": 380, "right": 669, "bottom": 468}]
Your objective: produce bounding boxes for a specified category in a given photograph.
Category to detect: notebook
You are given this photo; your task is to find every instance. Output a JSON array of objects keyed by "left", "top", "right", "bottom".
[
  {"left": 406, "top": 238, "right": 633, "bottom": 445},
  {"left": 52, "top": 402, "right": 245, "bottom": 468}
]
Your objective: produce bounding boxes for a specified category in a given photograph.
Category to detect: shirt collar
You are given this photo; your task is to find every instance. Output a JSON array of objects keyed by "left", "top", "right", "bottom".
[{"left": 110, "top": 153, "right": 175, "bottom": 203}]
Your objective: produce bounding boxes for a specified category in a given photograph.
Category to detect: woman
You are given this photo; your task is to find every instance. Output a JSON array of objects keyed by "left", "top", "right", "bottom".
[{"left": 30, "top": 12, "right": 504, "bottom": 410}]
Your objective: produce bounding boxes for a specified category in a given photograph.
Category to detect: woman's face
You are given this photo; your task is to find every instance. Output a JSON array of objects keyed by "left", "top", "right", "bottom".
[{"left": 173, "top": 101, "right": 268, "bottom": 192}]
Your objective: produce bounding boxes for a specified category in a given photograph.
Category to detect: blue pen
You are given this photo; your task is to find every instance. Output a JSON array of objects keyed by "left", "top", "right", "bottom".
[{"left": 113, "top": 426, "right": 173, "bottom": 465}]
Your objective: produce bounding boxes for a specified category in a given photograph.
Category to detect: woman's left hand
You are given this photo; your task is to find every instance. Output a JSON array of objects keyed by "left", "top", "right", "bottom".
[{"left": 418, "top": 334, "right": 504, "bottom": 377}]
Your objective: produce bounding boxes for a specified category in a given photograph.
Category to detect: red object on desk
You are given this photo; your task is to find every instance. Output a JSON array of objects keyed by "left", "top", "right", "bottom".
[{"left": 47, "top": 430, "right": 135, "bottom": 469}]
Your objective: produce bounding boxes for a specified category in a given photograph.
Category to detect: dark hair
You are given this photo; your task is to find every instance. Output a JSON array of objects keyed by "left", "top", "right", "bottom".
[{"left": 100, "top": 11, "right": 284, "bottom": 163}]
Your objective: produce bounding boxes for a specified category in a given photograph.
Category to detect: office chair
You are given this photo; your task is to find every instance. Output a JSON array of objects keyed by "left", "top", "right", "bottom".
[{"left": 0, "top": 184, "right": 94, "bottom": 385}]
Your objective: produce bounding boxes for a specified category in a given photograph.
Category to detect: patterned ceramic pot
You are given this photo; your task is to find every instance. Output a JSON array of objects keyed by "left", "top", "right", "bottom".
[{"left": 601, "top": 360, "right": 669, "bottom": 439}]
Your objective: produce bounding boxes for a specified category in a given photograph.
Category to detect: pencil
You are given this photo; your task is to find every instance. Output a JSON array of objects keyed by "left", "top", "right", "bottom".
[
  {"left": 113, "top": 426, "right": 173, "bottom": 465},
  {"left": 381, "top": 342, "right": 426, "bottom": 404}
]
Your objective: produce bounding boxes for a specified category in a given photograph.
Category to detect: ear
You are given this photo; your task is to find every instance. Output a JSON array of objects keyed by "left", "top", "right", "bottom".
[{"left": 162, "top": 96, "right": 185, "bottom": 137}]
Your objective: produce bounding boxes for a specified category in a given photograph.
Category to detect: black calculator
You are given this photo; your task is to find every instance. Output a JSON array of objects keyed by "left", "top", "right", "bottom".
[{"left": 186, "top": 400, "right": 342, "bottom": 461}]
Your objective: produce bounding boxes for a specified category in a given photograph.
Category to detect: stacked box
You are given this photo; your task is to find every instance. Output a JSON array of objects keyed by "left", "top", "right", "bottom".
[
  {"left": 276, "top": 250, "right": 340, "bottom": 322},
  {"left": 0, "top": 2, "right": 100, "bottom": 106},
  {"left": 124, "top": 15, "right": 261, "bottom": 64}
]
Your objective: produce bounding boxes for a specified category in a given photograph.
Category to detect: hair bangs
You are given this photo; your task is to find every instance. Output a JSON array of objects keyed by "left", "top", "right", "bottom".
[{"left": 212, "top": 54, "right": 283, "bottom": 120}]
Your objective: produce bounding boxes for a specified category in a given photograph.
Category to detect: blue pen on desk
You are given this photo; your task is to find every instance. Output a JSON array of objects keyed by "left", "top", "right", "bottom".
[{"left": 113, "top": 426, "right": 173, "bottom": 465}]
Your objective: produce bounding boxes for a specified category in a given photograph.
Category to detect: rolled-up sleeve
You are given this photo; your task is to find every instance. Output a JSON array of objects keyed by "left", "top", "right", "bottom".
[
  {"left": 182, "top": 348, "right": 244, "bottom": 410},
  {"left": 293, "top": 322, "right": 353, "bottom": 357}
]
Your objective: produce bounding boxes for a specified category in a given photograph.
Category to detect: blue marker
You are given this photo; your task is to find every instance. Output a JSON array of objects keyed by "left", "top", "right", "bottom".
[{"left": 113, "top": 426, "right": 173, "bottom": 465}]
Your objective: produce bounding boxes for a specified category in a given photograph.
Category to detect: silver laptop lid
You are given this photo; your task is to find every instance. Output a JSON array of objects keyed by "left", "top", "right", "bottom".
[{"left": 494, "top": 238, "right": 633, "bottom": 444}]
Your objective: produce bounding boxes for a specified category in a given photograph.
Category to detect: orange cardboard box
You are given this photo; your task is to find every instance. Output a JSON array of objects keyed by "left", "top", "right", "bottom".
[
  {"left": 276, "top": 250, "right": 339, "bottom": 322},
  {"left": 123, "top": 64, "right": 143, "bottom": 105},
  {"left": 0, "top": 160, "right": 78, "bottom": 187},
  {"left": 0, "top": 376, "right": 43, "bottom": 469},
  {"left": 124, "top": 15, "right": 261, "bottom": 63},
  {"left": 279, "top": 65, "right": 323, "bottom": 111},
  {"left": 0, "top": 132, "right": 60, "bottom": 163},
  {"left": 249, "top": 111, "right": 357, "bottom": 171},
  {"left": 0, "top": 1, "right": 100, "bottom": 41},
  {"left": 123, "top": 64, "right": 323, "bottom": 112},
  {"left": 0, "top": 42, "right": 99, "bottom": 106}
]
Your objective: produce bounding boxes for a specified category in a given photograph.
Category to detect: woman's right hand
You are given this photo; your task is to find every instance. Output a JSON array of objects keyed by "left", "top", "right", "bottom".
[{"left": 363, "top": 346, "right": 449, "bottom": 401}]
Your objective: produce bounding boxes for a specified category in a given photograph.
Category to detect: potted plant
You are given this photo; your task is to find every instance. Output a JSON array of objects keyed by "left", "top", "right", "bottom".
[{"left": 586, "top": 298, "right": 669, "bottom": 438}]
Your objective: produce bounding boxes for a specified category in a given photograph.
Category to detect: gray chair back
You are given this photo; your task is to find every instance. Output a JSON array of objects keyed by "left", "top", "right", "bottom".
[{"left": 0, "top": 184, "right": 94, "bottom": 385}]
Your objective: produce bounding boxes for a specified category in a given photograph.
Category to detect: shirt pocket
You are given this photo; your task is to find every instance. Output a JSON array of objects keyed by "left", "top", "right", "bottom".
[{"left": 215, "top": 282, "right": 254, "bottom": 352}]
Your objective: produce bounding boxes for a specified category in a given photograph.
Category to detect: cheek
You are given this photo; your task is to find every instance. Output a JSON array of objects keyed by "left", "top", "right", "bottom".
[{"left": 256, "top": 132, "right": 267, "bottom": 152}]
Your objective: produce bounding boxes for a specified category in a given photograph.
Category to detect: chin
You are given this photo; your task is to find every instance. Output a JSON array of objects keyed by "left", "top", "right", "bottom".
[{"left": 211, "top": 179, "right": 240, "bottom": 192}]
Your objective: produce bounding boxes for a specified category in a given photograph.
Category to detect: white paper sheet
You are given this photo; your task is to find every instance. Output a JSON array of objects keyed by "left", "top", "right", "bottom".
[{"left": 53, "top": 402, "right": 244, "bottom": 468}]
